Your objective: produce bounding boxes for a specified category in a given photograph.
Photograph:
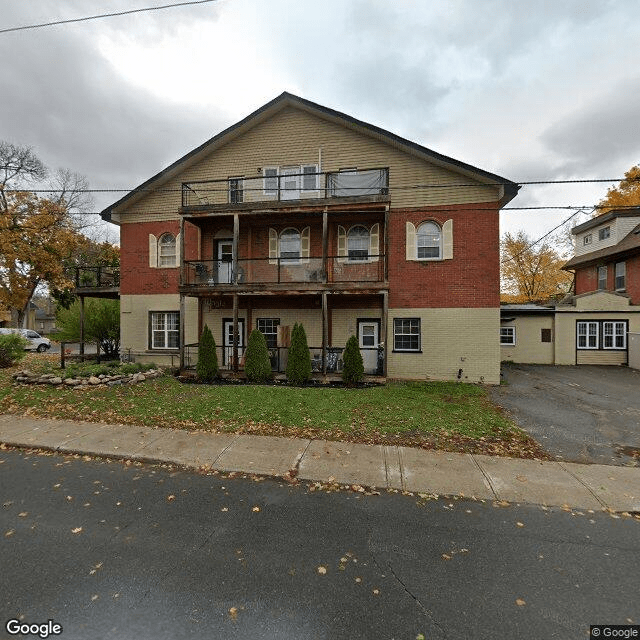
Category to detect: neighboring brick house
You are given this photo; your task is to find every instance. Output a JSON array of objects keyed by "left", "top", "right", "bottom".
[
  {"left": 101, "top": 92, "right": 518, "bottom": 383},
  {"left": 500, "top": 207, "right": 640, "bottom": 367}
]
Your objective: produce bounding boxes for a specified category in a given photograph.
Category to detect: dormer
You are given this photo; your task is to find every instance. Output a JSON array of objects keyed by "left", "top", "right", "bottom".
[{"left": 572, "top": 208, "right": 640, "bottom": 257}]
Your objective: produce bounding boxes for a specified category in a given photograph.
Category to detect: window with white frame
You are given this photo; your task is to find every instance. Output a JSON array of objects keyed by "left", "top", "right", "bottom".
[
  {"left": 347, "top": 225, "right": 369, "bottom": 262},
  {"left": 577, "top": 321, "right": 599, "bottom": 349},
  {"left": 279, "top": 228, "right": 301, "bottom": 263},
  {"left": 500, "top": 327, "right": 516, "bottom": 345},
  {"left": 615, "top": 262, "right": 626, "bottom": 290},
  {"left": 393, "top": 318, "right": 421, "bottom": 352},
  {"left": 302, "top": 165, "right": 318, "bottom": 191},
  {"left": 597, "top": 266, "right": 607, "bottom": 290},
  {"left": 151, "top": 311, "right": 179, "bottom": 349},
  {"left": 263, "top": 168, "right": 278, "bottom": 195},
  {"left": 599, "top": 226, "right": 610, "bottom": 240},
  {"left": 158, "top": 233, "right": 177, "bottom": 267},
  {"left": 257, "top": 318, "right": 279, "bottom": 349},
  {"left": 416, "top": 221, "right": 442, "bottom": 259},
  {"left": 583, "top": 234, "right": 592, "bottom": 246},
  {"left": 229, "top": 177, "right": 243, "bottom": 204},
  {"left": 603, "top": 321, "right": 626, "bottom": 349}
]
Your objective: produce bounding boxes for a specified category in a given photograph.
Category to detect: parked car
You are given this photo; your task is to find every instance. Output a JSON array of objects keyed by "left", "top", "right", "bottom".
[{"left": 0, "top": 328, "right": 51, "bottom": 352}]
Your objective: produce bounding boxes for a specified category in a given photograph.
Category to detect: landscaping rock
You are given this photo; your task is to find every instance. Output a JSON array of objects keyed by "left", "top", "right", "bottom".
[
  {"left": 88, "top": 376, "right": 101, "bottom": 385},
  {"left": 48, "top": 377, "right": 63, "bottom": 385}
]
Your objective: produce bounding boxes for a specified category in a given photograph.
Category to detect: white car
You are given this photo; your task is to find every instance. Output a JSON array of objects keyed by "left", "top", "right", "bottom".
[{"left": 0, "top": 328, "right": 51, "bottom": 352}]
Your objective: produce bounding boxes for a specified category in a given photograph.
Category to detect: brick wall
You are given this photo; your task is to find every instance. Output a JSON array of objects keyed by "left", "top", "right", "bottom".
[
  {"left": 574, "top": 254, "right": 640, "bottom": 304},
  {"left": 388, "top": 202, "right": 500, "bottom": 309},
  {"left": 120, "top": 220, "right": 198, "bottom": 295}
]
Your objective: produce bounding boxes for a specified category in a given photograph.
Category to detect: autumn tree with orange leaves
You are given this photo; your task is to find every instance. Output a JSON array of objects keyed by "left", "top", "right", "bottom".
[
  {"left": 595, "top": 165, "right": 640, "bottom": 215},
  {"left": 0, "top": 141, "right": 105, "bottom": 326},
  {"left": 500, "top": 231, "right": 573, "bottom": 303}
]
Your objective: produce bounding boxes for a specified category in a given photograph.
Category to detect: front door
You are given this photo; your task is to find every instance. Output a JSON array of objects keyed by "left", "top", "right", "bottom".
[
  {"left": 281, "top": 167, "right": 300, "bottom": 200},
  {"left": 216, "top": 240, "right": 233, "bottom": 284},
  {"left": 223, "top": 319, "right": 245, "bottom": 367},
  {"left": 358, "top": 320, "right": 379, "bottom": 374}
]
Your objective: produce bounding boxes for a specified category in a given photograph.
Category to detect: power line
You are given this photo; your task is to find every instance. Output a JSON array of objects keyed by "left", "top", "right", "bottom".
[
  {"left": 500, "top": 209, "right": 592, "bottom": 264},
  {"left": 0, "top": 0, "right": 218, "bottom": 35}
]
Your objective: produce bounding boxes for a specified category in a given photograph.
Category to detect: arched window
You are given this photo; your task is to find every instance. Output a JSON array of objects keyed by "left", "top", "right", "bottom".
[
  {"left": 279, "top": 228, "right": 301, "bottom": 263},
  {"left": 347, "top": 225, "right": 369, "bottom": 262},
  {"left": 158, "top": 233, "right": 177, "bottom": 267},
  {"left": 416, "top": 222, "right": 441, "bottom": 260}
]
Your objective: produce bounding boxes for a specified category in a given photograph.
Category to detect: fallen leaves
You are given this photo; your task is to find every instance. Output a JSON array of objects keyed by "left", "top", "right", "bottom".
[
  {"left": 166, "top": 495, "right": 176, "bottom": 502},
  {"left": 228, "top": 607, "right": 238, "bottom": 621},
  {"left": 5, "top": 529, "right": 15, "bottom": 538},
  {"left": 317, "top": 565, "right": 327, "bottom": 575},
  {"left": 515, "top": 598, "right": 526, "bottom": 606},
  {"left": 71, "top": 527, "right": 83, "bottom": 534},
  {"left": 251, "top": 506, "right": 260, "bottom": 512}
]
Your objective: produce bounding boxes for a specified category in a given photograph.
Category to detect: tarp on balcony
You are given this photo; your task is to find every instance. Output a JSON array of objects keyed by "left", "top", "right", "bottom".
[{"left": 327, "top": 170, "right": 387, "bottom": 197}]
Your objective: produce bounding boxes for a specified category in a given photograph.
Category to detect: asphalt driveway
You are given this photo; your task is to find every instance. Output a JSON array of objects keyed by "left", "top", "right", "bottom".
[{"left": 489, "top": 363, "right": 640, "bottom": 467}]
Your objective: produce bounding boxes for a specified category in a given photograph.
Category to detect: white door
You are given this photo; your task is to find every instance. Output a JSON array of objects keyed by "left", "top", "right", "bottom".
[
  {"left": 223, "top": 319, "right": 244, "bottom": 367},
  {"left": 358, "top": 321, "right": 379, "bottom": 374},
  {"left": 216, "top": 240, "right": 233, "bottom": 284},
  {"left": 281, "top": 167, "right": 300, "bottom": 200}
]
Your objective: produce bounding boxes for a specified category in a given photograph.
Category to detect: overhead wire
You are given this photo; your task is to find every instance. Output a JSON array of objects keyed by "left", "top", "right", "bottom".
[{"left": 0, "top": 0, "right": 218, "bottom": 35}]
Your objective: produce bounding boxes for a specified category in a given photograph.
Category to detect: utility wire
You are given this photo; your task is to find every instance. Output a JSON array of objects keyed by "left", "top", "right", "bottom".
[
  {"left": 500, "top": 209, "right": 592, "bottom": 264},
  {"left": 0, "top": 0, "right": 218, "bottom": 35},
  {"left": 3, "top": 175, "right": 639, "bottom": 195}
]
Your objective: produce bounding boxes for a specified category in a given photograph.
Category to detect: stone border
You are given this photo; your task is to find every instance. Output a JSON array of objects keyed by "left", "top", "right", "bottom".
[{"left": 11, "top": 368, "right": 164, "bottom": 388}]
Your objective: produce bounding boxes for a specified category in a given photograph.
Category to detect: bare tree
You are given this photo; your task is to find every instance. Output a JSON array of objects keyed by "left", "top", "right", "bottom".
[{"left": 0, "top": 141, "right": 47, "bottom": 211}]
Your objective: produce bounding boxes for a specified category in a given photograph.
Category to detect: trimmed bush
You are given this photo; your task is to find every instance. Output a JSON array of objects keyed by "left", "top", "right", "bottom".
[
  {"left": 196, "top": 324, "right": 218, "bottom": 382},
  {"left": 286, "top": 322, "right": 312, "bottom": 384},
  {"left": 342, "top": 335, "right": 364, "bottom": 385},
  {"left": 244, "top": 329, "right": 272, "bottom": 383},
  {"left": 0, "top": 333, "right": 28, "bottom": 368}
]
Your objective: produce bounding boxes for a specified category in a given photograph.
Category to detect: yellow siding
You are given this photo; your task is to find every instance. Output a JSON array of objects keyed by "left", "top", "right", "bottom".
[
  {"left": 386, "top": 308, "right": 500, "bottom": 384},
  {"left": 116, "top": 105, "right": 499, "bottom": 223},
  {"left": 500, "top": 316, "right": 554, "bottom": 364},
  {"left": 576, "top": 350, "right": 627, "bottom": 365},
  {"left": 120, "top": 294, "right": 198, "bottom": 365},
  {"left": 331, "top": 308, "right": 381, "bottom": 345}
]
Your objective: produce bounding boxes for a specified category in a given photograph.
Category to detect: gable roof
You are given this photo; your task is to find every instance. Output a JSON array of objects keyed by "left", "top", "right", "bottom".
[
  {"left": 101, "top": 92, "right": 520, "bottom": 222},
  {"left": 563, "top": 222, "right": 640, "bottom": 269},
  {"left": 571, "top": 207, "right": 640, "bottom": 234}
]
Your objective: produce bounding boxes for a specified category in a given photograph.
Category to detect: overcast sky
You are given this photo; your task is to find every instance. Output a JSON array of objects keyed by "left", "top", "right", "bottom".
[{"left": 1, "top": 0, "right": 639, "bottom": 251}]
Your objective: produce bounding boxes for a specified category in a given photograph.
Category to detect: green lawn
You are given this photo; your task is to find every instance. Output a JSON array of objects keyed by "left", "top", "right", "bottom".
[{"left": 0, "top": 355, "right": 548, "bottom": 458}]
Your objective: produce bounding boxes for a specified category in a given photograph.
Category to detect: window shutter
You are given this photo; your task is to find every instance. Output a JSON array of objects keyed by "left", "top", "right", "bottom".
[
  {"left": 405, "top": 222, "right": 416, "bottom": 261},
  {"left": 269, "top": 228, "right": 278, "bottom": 265},
  {"left": 149, "top": 234, "right": 157, "bottom": 268},
  {"left": 443, "top": 219, "right": 453, "bottom": 260},
  {"left": 301, "top": 226, "right": 310, "bottom": 263},
  {"left": 369, "top": 223, "right": 380, "bottom": 262},
  {"left": 175, "top": 232, "right": 181, "bottom": 266},
  {"left": 337, "top": 225, "right": 347, "bottom": 263}
]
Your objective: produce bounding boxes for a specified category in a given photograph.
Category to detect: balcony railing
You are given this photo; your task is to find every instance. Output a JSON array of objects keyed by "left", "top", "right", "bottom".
[
  {"left": 74, "top": 266, "right": 120, "bottom": 289},
  {"left": 181, "top": 167, "right": 389, "bottom": 208},
  {"left": 183, "top": 255, "right": 385, "bottom": 287}
]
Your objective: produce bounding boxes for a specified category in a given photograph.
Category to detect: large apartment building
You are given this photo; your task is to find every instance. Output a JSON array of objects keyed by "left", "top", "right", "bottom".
[{"left": 101, "top": 93, "right": 518, "bottom": 383}]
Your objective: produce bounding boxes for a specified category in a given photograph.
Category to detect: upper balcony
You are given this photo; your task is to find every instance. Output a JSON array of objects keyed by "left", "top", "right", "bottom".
[
  {"left": 72, "top": 266, "right": 120, "bottom": 298},
  {"left": 181, "top": 167, "right": 389, "bottom": 213}
]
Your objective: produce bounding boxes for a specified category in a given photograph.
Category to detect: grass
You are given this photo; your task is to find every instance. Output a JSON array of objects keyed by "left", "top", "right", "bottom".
[{"left": 0, "top": 354, "right": 549, "bottom": 459}]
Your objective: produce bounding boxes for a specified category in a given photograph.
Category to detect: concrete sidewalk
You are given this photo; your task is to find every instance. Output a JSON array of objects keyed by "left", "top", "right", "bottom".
[{"left": 1, "top": 414, "right": 639, "bottom": 513}]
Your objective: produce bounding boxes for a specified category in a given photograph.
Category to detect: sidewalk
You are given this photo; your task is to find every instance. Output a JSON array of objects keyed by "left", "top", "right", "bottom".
[{"left": 1, "top": 414, "right": 639, "bottom": 513}]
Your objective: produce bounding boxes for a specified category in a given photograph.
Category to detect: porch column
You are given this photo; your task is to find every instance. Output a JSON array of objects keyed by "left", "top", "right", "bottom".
[
  {"left": 179, "top": 216, "right": 185, "bottom": 286},
  {"left": 232, "top": 293, "right": 239, "bottom": 372},
  {"left": 232, "top": 213, "right": 239, "bottom": 284},
  {"left": 179, "top": 293, "right": 186, "bottom": 370},
  {"left": 322, "top": 207, "right": 328, "bottom": 282},
  {"left": 381, "top": 291, "right": 388, "bottom": 377},
  {"left": 384, "top": 205, "right": 390, "bottom": 282},
  {"left": 322, "top": 292, "right": 328, "bottom": 375},
  {"left": 79, "top": 296, "right": 85, "bottom": 358}
]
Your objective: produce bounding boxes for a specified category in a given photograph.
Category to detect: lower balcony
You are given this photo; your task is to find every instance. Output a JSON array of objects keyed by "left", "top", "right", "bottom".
[{"left": 181, "top": 256, "right": 386, "bottom": 293}]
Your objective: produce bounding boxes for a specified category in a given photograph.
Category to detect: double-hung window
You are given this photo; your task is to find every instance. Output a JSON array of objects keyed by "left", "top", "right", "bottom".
[
  {"left": 257, "top": 318, "right": 279, "bottom": 349},
  {"left": 151, "top": 312, "right": 179, "bottom": 349},
  {"left": 263, "top": 168, "right": 278, "bottom": 195},
  {"left": 500, "top": 327, "right": 516, "bottom": 345},
  {"left": 347, "top": 226, "right": 369, "bottom": 262},
  {"left": 577, "top": 321, "right": 599, "bottom": 349},
  {"left": 615, "top": 262, "right": 626, "bottom": 290},
  {"left": 597, "top": 266, "right": 607, "bottom": 290},
  {"left": 393, "top": 318, "right": 421, "bottom": 352},
  {"left": 603, "top": 321, "right": 626, "bottom": 349},
  {"left": 599, "top": 226, "right": 611, "bottom": 240},
  {"left": 229, "top": 177, "right": 243, "bottom": 204},
  {"left": 416, "top": 222, "right": 442, "bottom": 259}
]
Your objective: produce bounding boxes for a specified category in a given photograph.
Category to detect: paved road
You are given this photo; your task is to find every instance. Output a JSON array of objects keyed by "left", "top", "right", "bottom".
[
  {"left": 1, "top": 449, "right": 638, "bottom": 639},
  {"left": 489, "top": 364, "right": 640, "bottom": 466}
]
